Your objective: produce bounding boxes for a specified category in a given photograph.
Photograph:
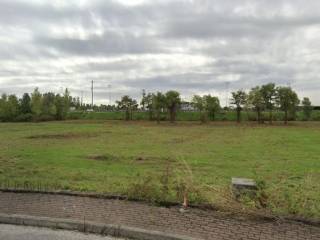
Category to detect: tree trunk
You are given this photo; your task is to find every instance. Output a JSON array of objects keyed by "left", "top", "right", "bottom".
[
  {"left": 284, "top": 110, "right": 288, "bottom": 125},
  {"left": 237, "top": 108, "right": 241, "bottom": 123},
  {"left": 257, "top": 109, "right": 261, "bottom": 124},
  {"left": 170, "top": 107, "right": 175, "bottom": 123},
  {"left": 148, "top": 110, "right": 153, "bottom": 121},
  {"left": 157, "top": 110, "right": 160, "bottom": 124},
  {"left": 125, "top": 110, "right": 130, "bottom": 121},
  {"left": 211, "top": 111, "right": 215, "bottom": 121},
  {"left": 269, "top": 109, "right": 273, "bottom": 124},
  {"left": 200, "top": 111, "right": 207, "bottom": 123}
]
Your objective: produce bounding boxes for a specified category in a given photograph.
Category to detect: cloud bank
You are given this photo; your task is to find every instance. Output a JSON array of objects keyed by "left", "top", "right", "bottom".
[{"left": 0, "top": 0, "right": 320, "bottom": 105}]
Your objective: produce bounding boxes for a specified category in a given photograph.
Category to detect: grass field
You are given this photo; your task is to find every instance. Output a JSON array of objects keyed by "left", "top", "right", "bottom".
[{"left": 0, "top": 120, "right": 319, "bottom": 218}]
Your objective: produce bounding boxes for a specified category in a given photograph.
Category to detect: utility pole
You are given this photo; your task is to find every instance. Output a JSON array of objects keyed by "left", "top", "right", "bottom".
[
  {"left": 81, "top": 91, "right": 83, "bottom": 107},
  {"left": 91, "top": 80, "right": 94, "bottom": 109},
  {"left": 225, "top": 81, "right": 230, "bottom": 108}
]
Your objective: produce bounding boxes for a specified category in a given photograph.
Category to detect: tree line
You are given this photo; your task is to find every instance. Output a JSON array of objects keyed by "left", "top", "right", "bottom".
[
  {"left": 0, "top": 88, "right": 72, "bottom": 122},
  {"left": 116, "top": 90, "right": 183, "bottom": 123},
  {"left": 117, "top": 83, "right": 313, "bottom": 124},
  {"left": 0, "top": 83, "right": 314, "bottom": 124},
  {"left": 231, "top": 83, "right": 312, "bottom": 124}
]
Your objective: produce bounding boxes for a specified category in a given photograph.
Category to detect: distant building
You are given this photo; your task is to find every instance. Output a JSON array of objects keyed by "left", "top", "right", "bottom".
[
  {"left": 180, "top": 102, "right": 195, "bottom": 111},
  {"left": 69, "top": 107, "right": 76, "bottom": 112}
]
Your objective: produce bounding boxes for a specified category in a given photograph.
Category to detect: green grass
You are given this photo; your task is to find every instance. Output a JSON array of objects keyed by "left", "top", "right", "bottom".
[{"left": 0, "top": 120, "right": 319, "bottom": 218}]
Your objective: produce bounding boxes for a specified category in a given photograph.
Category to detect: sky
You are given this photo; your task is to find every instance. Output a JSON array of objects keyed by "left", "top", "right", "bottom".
[{"left": 0, "top": 0, "right": 320, "bottom": 105}]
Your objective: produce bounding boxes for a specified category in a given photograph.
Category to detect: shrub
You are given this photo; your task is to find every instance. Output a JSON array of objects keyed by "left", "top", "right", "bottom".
[{"left": 15, "top": 113, "right": 33, "bottom": 122}]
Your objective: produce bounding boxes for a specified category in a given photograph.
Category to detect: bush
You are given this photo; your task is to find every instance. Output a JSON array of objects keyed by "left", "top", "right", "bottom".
[
  {"left": 311, "top": 111, "right": 320, "bottom": 121},
  {"left": 38, "top": 115, "right": 56, "bottom": 122},
  {"left": 15, "top": 113, "right": 33, "bottom": 122},
  {"left": 126, "top": 174, "right": 162, "bottom": 202}
]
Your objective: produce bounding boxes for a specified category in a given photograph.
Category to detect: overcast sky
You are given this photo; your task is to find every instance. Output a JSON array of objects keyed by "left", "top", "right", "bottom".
[{"left": 0, "top": 0, "right": 320, "bottom": 105}]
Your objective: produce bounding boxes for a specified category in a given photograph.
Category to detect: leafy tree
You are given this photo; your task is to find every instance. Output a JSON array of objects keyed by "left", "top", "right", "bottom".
[
  {"left": 141, "top": 91, "right": 154, "bottom": 121},
  {"left": 7, "top": 95, "right": 20, "bottom": 121},
  {"left": 231, "top": 90, "right": 247, "bottom": 123},
  {"left": 192, "top": 95, "right": 207, "bottom": 123},
  {"left": 0, "top": 94, "right": 19, "bottom": 121},
  {"left": 20, "top": 93, "right": 32, "bottom": 114},
  {"left": 141, "top": 89, "right": 146, "bottom": 110},
  {"left": 302, "top": 97, "right": 312, "bottom": 121},
  {"left": 276, "top": 86, "right": 300, "bottom": 124},
  {"left": 248, "top": 86, "right": 265, "bottom": 123},
  {"left": 0, "top": 94, "right": 8, "bottom": 121},
  {"left": 116, "top": 95, "right": 138, "bottom": 120},
  {"left": 54, "top": 94, "right": 65, "bottom": 120},
  {"left": 260, "top": 83, "right": 276, "bottom": 124},
  {"left": 165, "top": 90, "right": 181, "bottom": 123},
  {"left": 205, "top": 95, "right": 220, "bottom": 121},
  {"left": 63, "top": 88, "right": 72, "bottom": 117},
  {"left": 152, "top": 92, "right": 166, "bottom": 123},
  {"left": 42, "top": 92, "right": 57, "bottom": 117},
  {"left": 31, "top": 88, "right": 42, "bottom": 118}
]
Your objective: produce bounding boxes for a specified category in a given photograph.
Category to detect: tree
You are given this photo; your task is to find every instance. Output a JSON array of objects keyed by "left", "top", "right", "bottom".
[
  {"left": 7, "top": 95, "right": 20, "bottom": 121},
  {"left": 0, "top": 94, "right": 8, "bottom": 121},
  {"left": 276, "top": 86, "right": 300, "bottom": 124},
  {"left": 231, "top": 90, "right": 247, "bottom": 123},
  {"left": 31, "top": 88, "right": 42, "bottom": 118},
  {"left": 302, "top": 97, "right": 312, "bottom": 121},
  {"left": 0, "top": 94, "right": 20, "bottom": 121},
  {"left": 63, "top": 88, "right": 71, "bottom": 117},
  {"left": 192, "top": 95, "right": 207, "bottom": 123},
  {"left": 260, "top": 83, "right": 276, "bottom": 124},
  {"left": 42, "top": 92, "right": 57, "bottom": 117},
  {"left": 54, "top": 94, "right": 64, "bottom": 120},
  {"left": 152, "top": 92, "right": 166, "bottom": 123},
  {"left": 141, "top": 91, "right": 154, "bottom": 121},
  {"left": 116, "top": 95, "right": 138, "bottom": 120},
  {"left": 248, "top": 86, "right": 265, "bottom": 123},
  {"left": 165, "top": 90, "right": 181, "bottom": 123},
  {"left": 141, "top": 89, "right": 146, "bottom": 110},
  {"left": 20, "top": 93, "right": 32, "bottom": 114},
  {"left": 205, "top": 95, "right": 220, "bottom": 121}
]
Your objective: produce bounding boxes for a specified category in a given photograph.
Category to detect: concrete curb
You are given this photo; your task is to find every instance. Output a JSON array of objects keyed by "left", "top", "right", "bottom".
[{"left": 0, "top": 213, "right": 199, "bottom": 240}]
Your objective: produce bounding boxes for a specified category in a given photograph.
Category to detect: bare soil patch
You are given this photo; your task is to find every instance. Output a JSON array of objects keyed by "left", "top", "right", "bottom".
[
  {"left": 87, "top": 154, "right": 119, "bottom": 161},
  {"left": 27, "top": 132, "right": 99, "bottom": 139}
]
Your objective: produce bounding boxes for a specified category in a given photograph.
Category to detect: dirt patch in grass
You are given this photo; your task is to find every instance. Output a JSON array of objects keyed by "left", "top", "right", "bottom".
[
  {"left": 27, "top": 132, "right": 99, "bottom": 139},
  {"left": 134, "top": 155, "right": 177, "bottom": 165},
  {"left": 87, "top": 153, "right": 119, "bottom": 161}
]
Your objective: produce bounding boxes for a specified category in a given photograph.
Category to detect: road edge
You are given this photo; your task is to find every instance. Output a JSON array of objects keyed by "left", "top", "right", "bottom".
[{"left": 0, "top": 213, "right": 198, "bottom": 240}]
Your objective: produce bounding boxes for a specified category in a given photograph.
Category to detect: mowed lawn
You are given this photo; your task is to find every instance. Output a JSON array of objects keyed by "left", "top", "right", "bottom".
[{"left": 0, "top": 120, "right": 319, "bottom": 218}]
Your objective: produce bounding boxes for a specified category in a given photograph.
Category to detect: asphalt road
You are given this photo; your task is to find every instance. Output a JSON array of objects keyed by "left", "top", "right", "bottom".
[{"left": 0, "top": 224, "right": 124, "bottom": 240}]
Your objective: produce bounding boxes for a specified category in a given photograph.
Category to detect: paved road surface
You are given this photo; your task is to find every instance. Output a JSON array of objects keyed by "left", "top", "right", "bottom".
[
  {"left": 0, "top": 224, "right": 123, "bottom": 240},
  {"left": 1, "top": 192, "right": 320, "bottom": 240}
]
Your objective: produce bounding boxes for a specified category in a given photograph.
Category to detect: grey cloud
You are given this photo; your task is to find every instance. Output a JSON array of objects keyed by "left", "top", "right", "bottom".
[
  {"left": 35, "top": 31, "right": 163, "bottom": 56},
  {"left": 0, "top": 0, "right": 320, "bottom": 105}
]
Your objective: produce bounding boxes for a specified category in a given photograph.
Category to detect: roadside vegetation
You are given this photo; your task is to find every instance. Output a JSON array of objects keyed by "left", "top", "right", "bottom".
[
  {"left": 0, "top": 82, "right": 319, "bottom": 219},
  {"left": 0, "top": 120, "right": 319, "bottom": 219}
]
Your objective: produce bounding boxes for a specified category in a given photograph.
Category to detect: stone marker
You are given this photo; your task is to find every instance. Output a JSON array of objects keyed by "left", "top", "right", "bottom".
[{"left": 231, "top": 178, "right": 257, "bottom": 199}]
